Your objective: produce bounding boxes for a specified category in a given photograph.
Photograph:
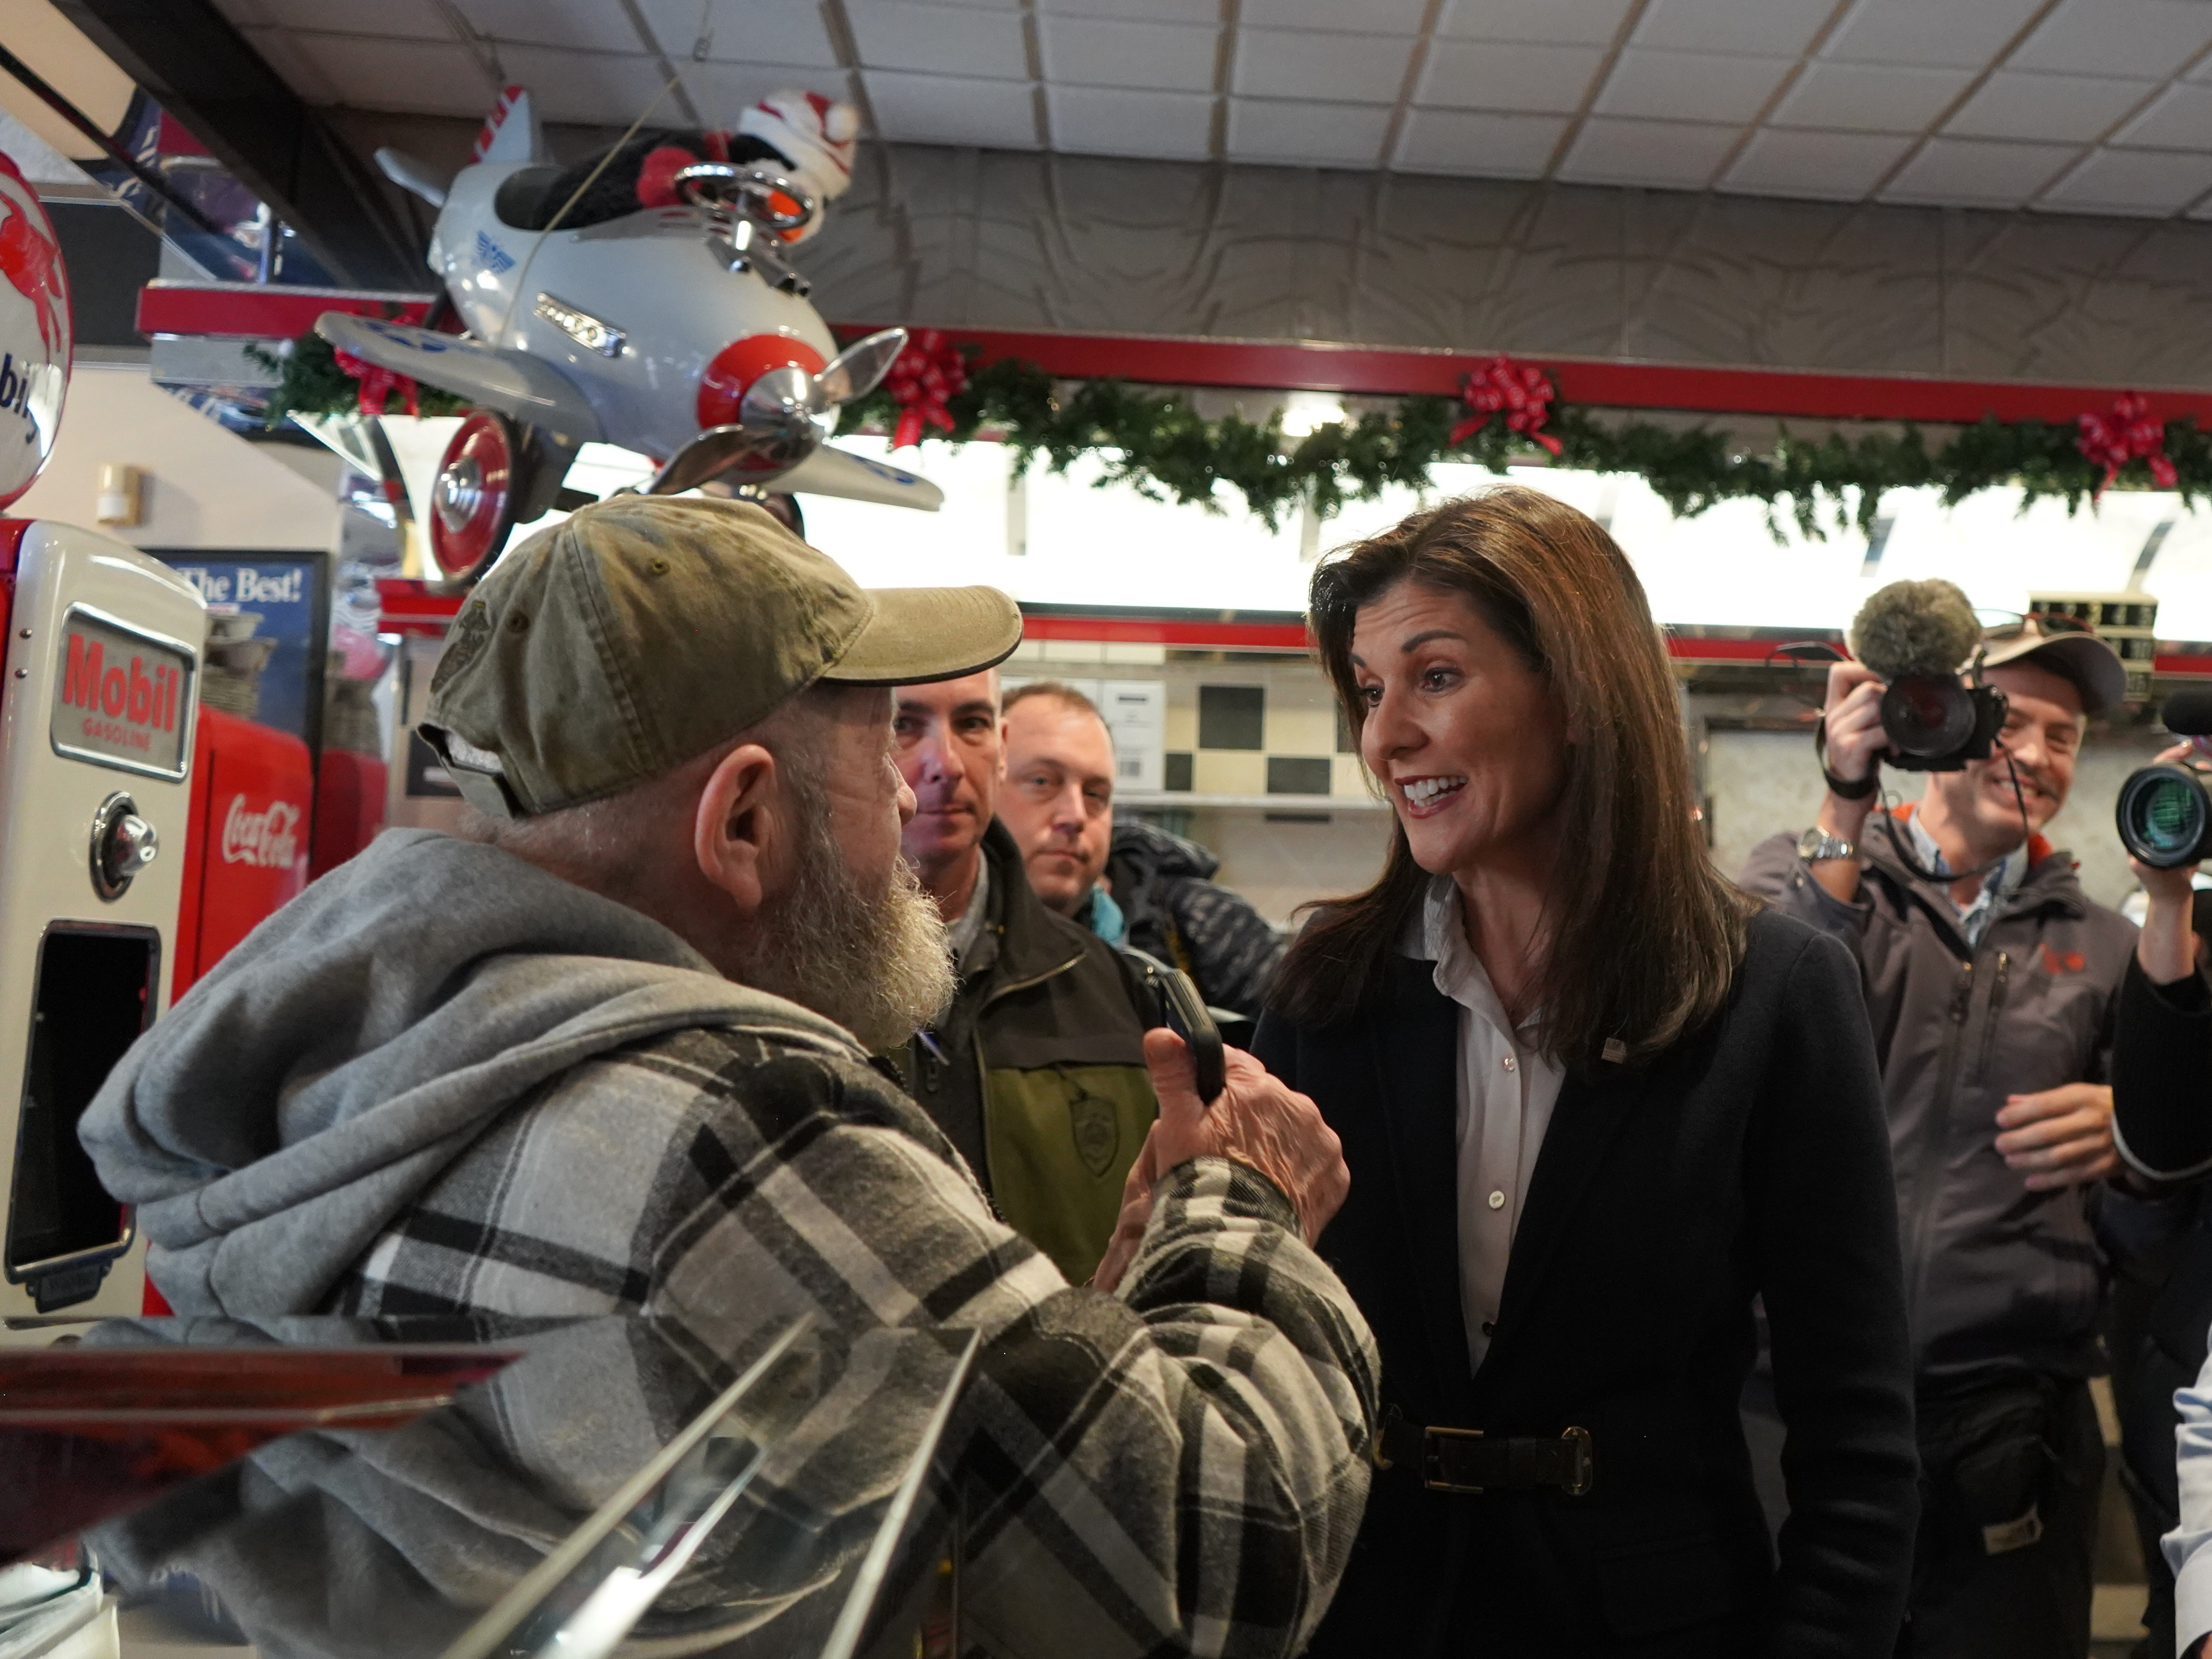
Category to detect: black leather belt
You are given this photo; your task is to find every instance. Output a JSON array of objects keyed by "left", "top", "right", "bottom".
[{"left": 1372, "top": 1407, "right": 1594, "bottom": 1496}]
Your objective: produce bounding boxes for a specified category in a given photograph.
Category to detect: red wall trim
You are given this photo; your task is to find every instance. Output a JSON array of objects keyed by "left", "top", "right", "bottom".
[{"left": 840, "top": 324, "right": 2212, "bottom": 427}]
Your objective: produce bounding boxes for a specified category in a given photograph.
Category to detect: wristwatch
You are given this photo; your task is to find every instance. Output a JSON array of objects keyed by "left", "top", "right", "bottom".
[{"left": 1796, "top": 827, "right": 1857, "bottom": 864}]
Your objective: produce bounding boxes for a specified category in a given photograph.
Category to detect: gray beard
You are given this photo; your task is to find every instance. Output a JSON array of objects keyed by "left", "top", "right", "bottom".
[{"left": 736, "top": 800, "right": 955, "bottom": 1054}]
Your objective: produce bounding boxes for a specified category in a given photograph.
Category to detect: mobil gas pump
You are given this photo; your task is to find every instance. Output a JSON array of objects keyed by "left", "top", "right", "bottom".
[{"left": 0, "top": 155, "right": 204, "bottom": 1316}]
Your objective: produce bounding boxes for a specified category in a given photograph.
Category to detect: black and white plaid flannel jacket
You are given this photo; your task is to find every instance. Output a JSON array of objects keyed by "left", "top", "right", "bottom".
[{"left": 331, "top": 1025, "right": 1380, "bottom": 1659}]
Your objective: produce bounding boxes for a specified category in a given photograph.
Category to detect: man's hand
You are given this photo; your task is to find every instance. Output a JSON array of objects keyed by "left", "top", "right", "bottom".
[
  {"left": 1090, "top": 1033, "right": 1348, "bottom": 1295},
  {"left": 1994, "top": 1083, "right": 2118, "bottom": 1190},
  {"left": 1822, "top": 660, "right": 1889, "bottom": 789}
]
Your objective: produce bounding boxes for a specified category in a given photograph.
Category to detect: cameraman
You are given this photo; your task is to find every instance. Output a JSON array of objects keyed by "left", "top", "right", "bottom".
[{"left": 1738, "top": 618, "right": 2133, "bottom": 1659}]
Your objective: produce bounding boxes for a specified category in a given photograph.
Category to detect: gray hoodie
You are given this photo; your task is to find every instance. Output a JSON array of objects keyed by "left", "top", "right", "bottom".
[{"left": 79, "top": 829, "right": 866, "bottom": 1316}]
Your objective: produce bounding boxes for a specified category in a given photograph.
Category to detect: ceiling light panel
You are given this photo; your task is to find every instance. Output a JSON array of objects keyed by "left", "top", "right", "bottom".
[
  {"left": 2039, "top": 146, "right": 2212, "bottom": 213},
  {"left": 1596, "top": 48, "right": 1794, "bottom": 125},
  {"left": 2009, "top": 0, "right": 2212, "bottom": 80},
  {"left": 1234, "top": 27, "right": 1416, "bottom": 104},
  {"left": 1417, "top": 41, "right": 1607, "bottom": 113},
  {"left": 1631, "top": 0, "right": 1837, "bottom": 58},
  {"left": 1769, "top": 61, "right": 1979, "bottom": 134},
  {"left": 1880, "top": 137, "right": 2080, "bottom": 206},
  {"left": 636, "top": 0, "right": 841, "bottom": 67},
  {"left": 847, "top": 2, "right": 1032, "bottom": 79},
  {"left": 1945, "top": 71, "right": 2156, "bottom": 144},
  {"left": 1225, "top": 97, "right": 1391, "bottom": 165},
  {"left": 1038, "top": 15, "right": 1218, "bottom": 90},
  {"left": 864, "top": 67, "right": 1042, "bottom": 145},
  {"left": 1394, "top": 107, "right": 1568, "bottom": 175},
  {"left": 1558, "top": 115, "right": 1740, "bottom": 188},
  {"left": 1050, "top": 84, "right": 1214, "bottom": 157},
  {"left": 1721, "top": 128, "right": 1917, "bottom": 199},
  {"left": 1820, "top": 0, "right": 2049, "bottom": 70},
  {"left": 1434, "top": 0, "right": 1633, "bottom": 47},
  {"left": 2115, "top": 82, "right": 2212, "bottom": 149}
]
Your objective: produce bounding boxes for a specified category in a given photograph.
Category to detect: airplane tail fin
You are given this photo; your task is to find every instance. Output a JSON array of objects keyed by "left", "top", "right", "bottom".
[{"left": 472, "top": 86, "right": 539, "bottom": 164}]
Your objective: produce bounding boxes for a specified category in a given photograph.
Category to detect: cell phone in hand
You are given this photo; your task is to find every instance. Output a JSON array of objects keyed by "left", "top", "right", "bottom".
[{"left": 1132, "top": 955, "right": 1239, "bottom": 1110}]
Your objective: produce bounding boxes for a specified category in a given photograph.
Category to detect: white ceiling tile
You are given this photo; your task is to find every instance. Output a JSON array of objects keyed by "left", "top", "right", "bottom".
[
  {"left": 1556, "top": 115, "right": 1738, "bottom": 187},
  {"left": 1035, "top": 0, "right": 1213, "bottom": 18},
  {"left": 1720, "top": 128, "right": 1914, "bottom": 198},
  {"left": 497, "top": 46, "right": 674, "bottom": 125},
  {"left": 239, "top": 24, "right": 342, "bottom": 104},
  {"left": 636, "top": 0, "right": 840, "bottom": 68},
  {"left": 1419, "top": 40, "right": 1606, "bottom": 113},
  {"left": 1946, "top": 72, "right": 2155, "bottom": 144},
  {"left": 1039, "top": 15, "right": 1216, "bottom": 90},
  {"left": 864, "top": 67, "right": 1041, "bottom": 145},
  {"left": 1595, "top": 48, "right": 1791, "bottom": 125},
  {"left": 1632, "top": 0, "right": 1834, "bottom": 58},
  {"left": 1394, "top": 107, "right": 1566, "bottom": 175},
  {"left": 1436, "top": 0, "right": 1631, "bottom": 46},
  {"left": 2010, "top": 0, "right": 2212, "bottom": 80},
  {"left": 1049, "top": 84, "right": 1214, "bottom": 157},
  {"left": 1234, "top": 27, "right": 1414, "bottom": 104},
  {"left": 284, "top": 34, "right": 495, "bottom": 115},
  {"left": 681, "top": 63, "right": 852, "bottom": 126},
  {"left": 246, "top": 0, "right": 447, "bottom": 34},
  {"left": 2039, "top": 146, "right": 2212, "bottom": 212},
  {"left": 1240, "top": 0, "right": 1428, "bottom": 33},
  {"left": 1880, "top": 136, "right": 2079, "bottom": 206},
  {"left": 1769, "top": 61, "right": 1976, "bottom": 134},
  {"left": 1224, "top": 97, "right": 1390, "bottom": 165},
  {"left": 448, "top": 0, "right": 640, "bottom": 52},
  {"left": 847, "top": 2, "right": 1030, "bottom": 79},
  {"left": 1822, "top": 0, "right": 2045, "bottom": 70},
  {"left": 2116, "top": 83, "right": 2212, "bottom": 149}
]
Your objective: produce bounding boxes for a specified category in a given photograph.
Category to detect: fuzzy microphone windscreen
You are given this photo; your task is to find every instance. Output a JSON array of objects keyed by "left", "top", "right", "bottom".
[{"left": 1849, "top": 579, "right": 1982, "bottom": 682}]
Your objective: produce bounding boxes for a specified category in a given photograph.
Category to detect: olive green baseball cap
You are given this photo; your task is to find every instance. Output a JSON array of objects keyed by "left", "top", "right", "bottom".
[{"left": 419, "top": 494, "right": 1021, "bottom": 819}]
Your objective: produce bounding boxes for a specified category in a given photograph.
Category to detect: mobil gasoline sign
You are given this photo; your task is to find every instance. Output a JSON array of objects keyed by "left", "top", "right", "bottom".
[{"left": 51, "top": 607, "right": 193, "bottom": 780}]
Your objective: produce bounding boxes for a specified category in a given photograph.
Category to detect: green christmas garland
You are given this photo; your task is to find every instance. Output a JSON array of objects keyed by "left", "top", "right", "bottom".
[{"left": 251, "top": 330, "right": 2208, "bottom": 539}]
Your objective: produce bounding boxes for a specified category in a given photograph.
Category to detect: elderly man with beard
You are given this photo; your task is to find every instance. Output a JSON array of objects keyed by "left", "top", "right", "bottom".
[
  {"left": 79, "top": 498, "right": 1378, "bottom": 1659},
  {"left": 1738, "top": 619, "right": 2135, "bottom": 1659}
]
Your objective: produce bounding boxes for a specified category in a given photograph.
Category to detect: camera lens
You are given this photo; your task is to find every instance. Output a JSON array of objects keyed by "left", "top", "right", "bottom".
[
  {"left": 1881, "top": 677, "right": 1975, "bottom": 759},
  {"left": 2118, "top": 765, "right": 2212, "bottom": 868}
]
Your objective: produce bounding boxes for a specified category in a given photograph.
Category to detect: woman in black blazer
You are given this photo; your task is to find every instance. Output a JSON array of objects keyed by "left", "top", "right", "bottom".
[{"left": 1256, "top": 488, "right": 1917, "bottom": 1657}]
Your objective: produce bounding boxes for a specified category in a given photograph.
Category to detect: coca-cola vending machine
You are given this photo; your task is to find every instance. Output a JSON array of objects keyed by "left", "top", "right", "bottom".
[{"left": 0, "top": 155, "right": 207, "bottom": 1316}]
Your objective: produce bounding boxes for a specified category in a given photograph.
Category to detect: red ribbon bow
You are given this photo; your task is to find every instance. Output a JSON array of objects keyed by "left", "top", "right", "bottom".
[
  {"left": 1450, "top": 354, "right": 1561, "bottom": 455},
  {"left": 333, "top": 348, "right": 420, "bottom": 419},
  {"left": 2076, "top": 391, "right": 2176, "bottom": 496},
  {"left": 883, "top": 329, "right": 967, "bottom": 450}
]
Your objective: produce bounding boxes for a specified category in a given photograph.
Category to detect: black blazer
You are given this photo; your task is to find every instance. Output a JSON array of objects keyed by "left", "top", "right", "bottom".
[{"left": 1255, "top": 909, "right": 1916, "bottom": 1659}]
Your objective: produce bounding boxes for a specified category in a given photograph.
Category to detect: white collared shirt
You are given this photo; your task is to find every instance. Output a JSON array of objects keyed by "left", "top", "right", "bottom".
[
  {"left": 1901, "top": 813, "right": 2027, "bottom": 949},
  {"left": 1406, "top": 875, "right": 1566, "bottom": 1373}
]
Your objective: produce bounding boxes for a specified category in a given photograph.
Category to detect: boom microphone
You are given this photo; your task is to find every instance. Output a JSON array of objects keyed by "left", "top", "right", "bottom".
[{"left": 2161, "top": 684, "right": 2212, "bottom": 737}]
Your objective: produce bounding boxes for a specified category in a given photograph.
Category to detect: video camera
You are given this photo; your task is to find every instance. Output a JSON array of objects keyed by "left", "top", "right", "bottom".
[
  {"left": 1848, "top": 579, "right": 2008, "bottom": 773},
  {"left": 2118, "top": 685, "right": 2212, "bottom": 868}
]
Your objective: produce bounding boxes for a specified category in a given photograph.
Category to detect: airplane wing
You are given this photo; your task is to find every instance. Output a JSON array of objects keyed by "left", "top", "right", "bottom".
[
  {"left": 315, "top": 313, "right": 604, "bottom": 444},
  {"left": 775, "top": 443, "right": 944, "bottom": 511}
]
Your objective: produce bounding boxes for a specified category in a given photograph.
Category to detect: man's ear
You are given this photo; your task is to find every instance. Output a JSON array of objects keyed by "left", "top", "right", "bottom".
[{"left": 694, "top": 743, "right": 779, "bottom": 919}]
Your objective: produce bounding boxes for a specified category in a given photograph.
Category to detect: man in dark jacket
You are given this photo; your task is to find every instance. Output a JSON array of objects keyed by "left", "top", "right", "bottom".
[
  {"left": 1738, "top": 619, "right": 2134, "bottom": 1659},
  {"left": 894, "top": 669, "right": 1158, "bottom": 1284},
  {"left": 1106, "top": 818, "right": 1284, "bottom": 1024}
]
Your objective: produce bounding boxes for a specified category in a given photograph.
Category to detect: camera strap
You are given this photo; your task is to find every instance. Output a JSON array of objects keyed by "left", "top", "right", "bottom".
[
  {"left": 1813, "top": 717, "right": 1879, "bottom": 801},
  {"left": 1872, "top": 750, "right": 2037, "bottom": 893}
]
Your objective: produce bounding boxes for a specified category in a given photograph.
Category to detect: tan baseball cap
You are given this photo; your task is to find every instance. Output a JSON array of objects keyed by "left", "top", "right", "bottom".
[
  {"left": 420, "top": 494, "right": 1021, "bottom": 818},
  {"left": 1979, "top": 617, "right": 2127, "bottom": 715}
]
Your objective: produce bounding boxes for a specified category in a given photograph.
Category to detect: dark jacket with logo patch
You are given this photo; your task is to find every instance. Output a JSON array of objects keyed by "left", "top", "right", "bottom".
[
  {"left": 902, "top": 820, "right": 1157, "bottom": 1284},
  {"left": 1740, "top": 814, "right": 2137, "bottom": 1385}
]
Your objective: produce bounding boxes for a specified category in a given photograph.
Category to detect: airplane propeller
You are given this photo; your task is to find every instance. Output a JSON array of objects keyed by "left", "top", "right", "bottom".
[{"left": 645, "top": 327, "right": 909, "bottom": 497}]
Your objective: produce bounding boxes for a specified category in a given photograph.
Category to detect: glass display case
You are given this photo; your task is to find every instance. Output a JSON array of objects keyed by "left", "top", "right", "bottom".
[{"left": 0, "top": 1314, "right": 977, "bottom": 1659}]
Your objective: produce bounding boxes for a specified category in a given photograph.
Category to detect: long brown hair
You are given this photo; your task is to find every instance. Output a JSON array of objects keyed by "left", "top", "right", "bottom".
[{"left": 1270, "top": 486, "right": 1751, "bottom": 1068}]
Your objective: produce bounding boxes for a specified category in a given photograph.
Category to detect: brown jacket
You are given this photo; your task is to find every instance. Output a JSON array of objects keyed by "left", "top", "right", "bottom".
[{"left": 1739, "top": 812, "right": 2135, "bottom": 1384}]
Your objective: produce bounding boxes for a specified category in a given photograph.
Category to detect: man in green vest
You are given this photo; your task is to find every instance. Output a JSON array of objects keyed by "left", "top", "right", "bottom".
[{"left": 894, "top": 668, "right": 1158, "bottom": 1283}]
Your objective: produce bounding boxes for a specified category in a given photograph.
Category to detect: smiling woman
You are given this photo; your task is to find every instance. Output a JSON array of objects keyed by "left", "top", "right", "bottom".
[{"left": 1254, "top": 487, "right": 1920, "bottom": 1658}]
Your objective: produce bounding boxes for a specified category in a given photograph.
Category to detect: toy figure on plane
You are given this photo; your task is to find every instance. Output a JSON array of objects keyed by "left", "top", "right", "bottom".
[{"left": 329, "top": 86, "right": 934, "bottom": 582}]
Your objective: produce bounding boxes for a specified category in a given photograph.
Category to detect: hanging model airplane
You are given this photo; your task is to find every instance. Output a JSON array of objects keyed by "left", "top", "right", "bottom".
[{"left": 322, "top": 84, "right": 940, "bottom": 583}]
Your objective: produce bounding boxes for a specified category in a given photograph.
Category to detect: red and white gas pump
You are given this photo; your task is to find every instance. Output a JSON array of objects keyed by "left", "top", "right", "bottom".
[{"left": 0, "top": 156, "right": 206, "bottom": 1317}]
